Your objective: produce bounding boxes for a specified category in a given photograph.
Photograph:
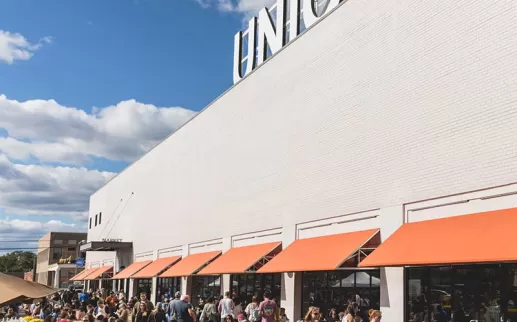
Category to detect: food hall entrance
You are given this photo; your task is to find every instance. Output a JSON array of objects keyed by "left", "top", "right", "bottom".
[
  {"left": 407, "top": 264, "right": 517, "bottom": 322},
  {"left": 302, "top": 270, "right": 380, "bottom": 319},
  {"left": 231, "top": 273, "right": 282, "bottom": 306}
]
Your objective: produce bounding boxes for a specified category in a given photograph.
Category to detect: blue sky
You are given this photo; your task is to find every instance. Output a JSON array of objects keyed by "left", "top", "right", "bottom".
[{"left": 0, "top": 0, "right": 270, "bottom": 253}]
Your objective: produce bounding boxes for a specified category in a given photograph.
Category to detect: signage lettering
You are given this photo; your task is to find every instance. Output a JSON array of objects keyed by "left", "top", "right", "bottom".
[
  {"left": 102, "top": 238, "right": 122, "bottom": 243},
  {"left": 233, "top": 0, "right": 341, "bottom": 84}
]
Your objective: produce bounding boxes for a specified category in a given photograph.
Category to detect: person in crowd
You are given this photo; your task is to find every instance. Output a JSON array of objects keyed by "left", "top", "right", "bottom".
[
  {"left": 168, "top": 291, "right": 182, "bottom": 322},
  {"left": 134, "top": 302, "right": 151, "bottom": 322},
  {"left": 279, "top": 308, "right": 288, "bottom": 322},
  {"left": 106, "top": 292, "right": 119, "bottom": 315},
  {"left": 76, "top": 307, "right": 87, "bottom": 321},
  {"left": 224, "top": 315, "right": 233, "bottom": 322},
  {"left": 258, "top": 291, "right": 277, "bottom": 322},
  {"left": 152, "top": 302, "right": 168, "bottom": 322},
  {"left": 134, "top": 292, "right": 155, "bottom": 317},
  {"left": 304, "top": 307, "right": 324, "bottom": 322},
  {"left": 328, "top": 309, "right": 339, "bottom": 322},
  {"left": 5, "top": 308, "right": 16, "bottom": 319},
  {"left": 237, "top": 314, "right": 249, "bottom": 322},
  {"left": 117, "top": 303, "right": 130, "bottom": 322},
  {"left": 96, "top": 300, "right": 109, "bottom": 320},
  {"left": 60, "top": 310, "right": 73, "bottom": 322},
  {"left": 200, "top": 297, "right": 218, "bottom": 322},
  {"left": 343, "top": 306, "right": 354, "bottom": 322},
  {"left": 218, "top": 292, "right": 234, "bottom": 322},
  {"left": 195, "top": 299, "right": 205, "bottom": 322},
  {"left": 232, "top": 298, "right": 243, "bottom": 318},
  {"left": 176, "top": 295, "right": 196, "bottom": 322},
  {"left": 245, "top": 296, "right": 259, "bottom": 322},
  {"left": 367, "top": 310, "right": 381, "bottom": 322}
]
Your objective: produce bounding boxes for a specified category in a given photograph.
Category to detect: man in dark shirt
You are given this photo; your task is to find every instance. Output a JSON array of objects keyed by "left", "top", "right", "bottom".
[{"left": 175, "top": 295, "right": 196, "bottom": 322}]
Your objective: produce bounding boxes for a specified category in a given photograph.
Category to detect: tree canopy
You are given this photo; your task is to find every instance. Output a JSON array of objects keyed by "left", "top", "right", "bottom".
[{"left": 0, "top": 251, "right": 36, "bottom": 273}]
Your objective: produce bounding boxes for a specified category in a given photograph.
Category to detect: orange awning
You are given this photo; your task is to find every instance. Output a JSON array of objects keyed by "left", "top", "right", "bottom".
[
  {"left": 198, "top": 242, "right": 281, "bottom": 275},
  {"left": 258, "top": 229, "right": 379, "bottom": 273},
  {"left": 70, "top": 268, "right": 96, "bottom": 281},
  {"left": 84, "top": 266, "right": 113, "bottom": 280},
  {"left": 160, "top": 251, "right": 221, "bottom": 277},
  {"left": 359, "top": 208, "right": 517, "bottom": 267},
  {"left": 112, "top": 260, "right": 152, "bottom": 279},
  {"left": 132, "top": 256, "right": 182, "bottom": 278}
]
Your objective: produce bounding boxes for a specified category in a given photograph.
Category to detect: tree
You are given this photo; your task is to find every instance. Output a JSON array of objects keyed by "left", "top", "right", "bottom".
[{"left": 0, "top": 251, "right": 36, "bottom": 273}]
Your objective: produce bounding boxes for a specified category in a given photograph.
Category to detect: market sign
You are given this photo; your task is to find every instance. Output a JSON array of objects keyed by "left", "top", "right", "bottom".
[
  {"left": 233, "top": 0, "right": 341, "bottom": 84},
  {"left": 58, "top": 256, "right": 74, "bottom": 264},
  {"left": 101, "top": 238, "right": 123, "bottom": 243}
]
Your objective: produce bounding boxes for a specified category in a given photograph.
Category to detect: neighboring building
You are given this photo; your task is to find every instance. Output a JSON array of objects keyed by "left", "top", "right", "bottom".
[
  {"left": 36, "top": 232, "right": 87, "bottom": 288},
  {"left": 78, "top": 0, "right": 517, "bottom": 321},
  {"left": 24, "top": 270, "right": 34, "bottom": 281}
]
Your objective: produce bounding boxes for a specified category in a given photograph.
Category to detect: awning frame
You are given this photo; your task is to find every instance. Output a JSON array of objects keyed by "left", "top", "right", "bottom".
[
  {"left": 335, "top": 231, "right": 381, "bottom": 269},
  {"left": 246, "top": 254, "right": 276, "bottom": 272}
]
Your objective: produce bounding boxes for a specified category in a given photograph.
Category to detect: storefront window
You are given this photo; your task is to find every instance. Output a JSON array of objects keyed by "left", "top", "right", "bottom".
[
  {"left": 157, "top": 277, "right": 181, "bottom": 301},
  {"left": 301, "top": 270, "right": 380, "bottom": 318},
  {"left": 231, "top": 273, "right": 281, "bottom": 307},
  {"left": 406, "top": 264, "right": 517, "bottom": 322},
  {"left": 101, "top": 279, "right": 114, "bottom": 293},
  {"left": 137, "top": 278, "right": 153, "bottom": 299},
  {"left": 192, "top": 276, "right": 221, "bottom": 305}
]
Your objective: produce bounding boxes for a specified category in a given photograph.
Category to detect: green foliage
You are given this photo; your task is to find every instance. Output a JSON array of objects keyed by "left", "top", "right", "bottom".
[{"left": 0, "top": 251, "right": 36, "bottom": 273}]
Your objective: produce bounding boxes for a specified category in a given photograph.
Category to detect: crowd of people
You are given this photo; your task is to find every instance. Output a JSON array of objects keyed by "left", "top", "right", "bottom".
[{"left": 1, "top": 287, "right": 381, "bottom": 322}]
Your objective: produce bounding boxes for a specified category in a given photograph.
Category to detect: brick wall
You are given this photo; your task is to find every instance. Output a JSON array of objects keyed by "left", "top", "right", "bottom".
[{"left": 87, "top": 0, "right": 517, "bottom": 255}]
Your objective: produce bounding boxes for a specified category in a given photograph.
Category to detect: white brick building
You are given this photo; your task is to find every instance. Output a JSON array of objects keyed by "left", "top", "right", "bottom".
[{"left": 79, "top": 0, "right": 517, "bottom": 320}]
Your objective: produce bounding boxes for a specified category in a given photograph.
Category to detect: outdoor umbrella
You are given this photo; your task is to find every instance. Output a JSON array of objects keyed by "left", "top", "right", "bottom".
[{"left": 0, "top": 272, "right": 58, "bottom": 306}]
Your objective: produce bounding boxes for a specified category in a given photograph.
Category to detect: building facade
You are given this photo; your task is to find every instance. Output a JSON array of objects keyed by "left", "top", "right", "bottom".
[
  {"left": 36, "top": 232, "right": 87, "bottom": 288},
  {"left": 82, "top": 0, "right": 517, "bottom": 321}
]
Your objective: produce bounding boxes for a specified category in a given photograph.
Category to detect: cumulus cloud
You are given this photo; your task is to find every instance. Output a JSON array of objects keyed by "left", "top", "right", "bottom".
[
  {"left": 0, "top": 95, "right": 197, "bottom": 164},
  {"left": 0, "top": 154, "right": 116, "bottom": 217},
  {"left": 0, "top": 217, "right": 84, "bottom": 253},
  {"left": 0, "top": 29, "right": 52, "bottom": 64}
]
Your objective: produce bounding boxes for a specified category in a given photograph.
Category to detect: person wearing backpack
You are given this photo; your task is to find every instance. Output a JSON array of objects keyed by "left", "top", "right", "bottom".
[
  {"left": 200, "top": 297, "right": 218, "bottom": 322},
  {"left": 245, "top": 297, "right": 260, "bottom": 322}
]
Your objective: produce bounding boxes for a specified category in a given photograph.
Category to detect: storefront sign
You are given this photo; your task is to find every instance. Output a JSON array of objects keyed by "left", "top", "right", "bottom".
[
  {"left": 101, "top": 238, "right": 123, "bottom": 243},
  {"left": 75, "top": 257, "right": 85, "bottom": 268},
  {"left": 58, "top": 256, "right": 74, "bottom": 264},
  {"left": 233, "top": 0, "right": 341, "bottom": 84}
]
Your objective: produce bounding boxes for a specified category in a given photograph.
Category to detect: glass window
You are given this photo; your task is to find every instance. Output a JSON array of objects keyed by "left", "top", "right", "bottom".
[
  {"left": 89, "top": 218, "right": 92, "bottom": 229},
  {"left": 157, "top": 277, "right": 181, "bottom": 301},
  {"left": 191, "top": 275, "right": 221, "bottom": 306},
  {"left": 405, "top": 265, "right": 511, "bottom": 322},
  {"left": 52, "top": 247, "right": 62, "bottom": 260},
  {"left": 302, "top": 270, "right": 380, "bottom": 319},
  {"left": 95, "top": 214, "right": 98, "bottom": 226},
  {"left": 54, "top": 240, "right": 63, "bottom": 245},
  {"left": 98, "top": 212, "right": 102, "bottom": 225},
  {"left": 137, "top": 278, "right": 153, "bottom": 300},
  {"left": 231, "top": 273, "right": 282, "bottom": 307},
  {"left": 68, "top": 240, "right": 76, "bottom": 245}
]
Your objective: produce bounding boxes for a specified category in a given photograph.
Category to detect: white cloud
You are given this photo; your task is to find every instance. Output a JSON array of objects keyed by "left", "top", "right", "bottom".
[
  {"left": 0, "top": 29, "right": 52, "bottom": 65},
  {"left": 0, "top": 154, "right": 116, "bottom": 217},
  {"left": 0, "top": 217, "right": 84, "bottom": 253},
  {"left": 193, "top": 0, "right": 275, "bottom": 15},
  {"left": 0, "top": 95, "right": 197, "bottom": 164}
]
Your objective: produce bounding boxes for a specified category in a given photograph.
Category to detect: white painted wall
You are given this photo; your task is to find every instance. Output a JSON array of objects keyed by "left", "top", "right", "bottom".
[
  {"left": 87, "top": 0, "right": 517, "bottom": 255},
  {"left": 85, "top": 0, "right": 516, "bottom": 319}
]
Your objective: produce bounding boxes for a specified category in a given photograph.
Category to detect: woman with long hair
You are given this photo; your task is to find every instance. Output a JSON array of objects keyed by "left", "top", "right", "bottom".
[
  {"left": 367, "top": 310, "right": 381, "bottom": 322},
  {"left": 134, "top": 302, "right": 151, "bottom": 322},
  {"left": 304, "top": 307, "right": 324, "bottom": 322}
]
